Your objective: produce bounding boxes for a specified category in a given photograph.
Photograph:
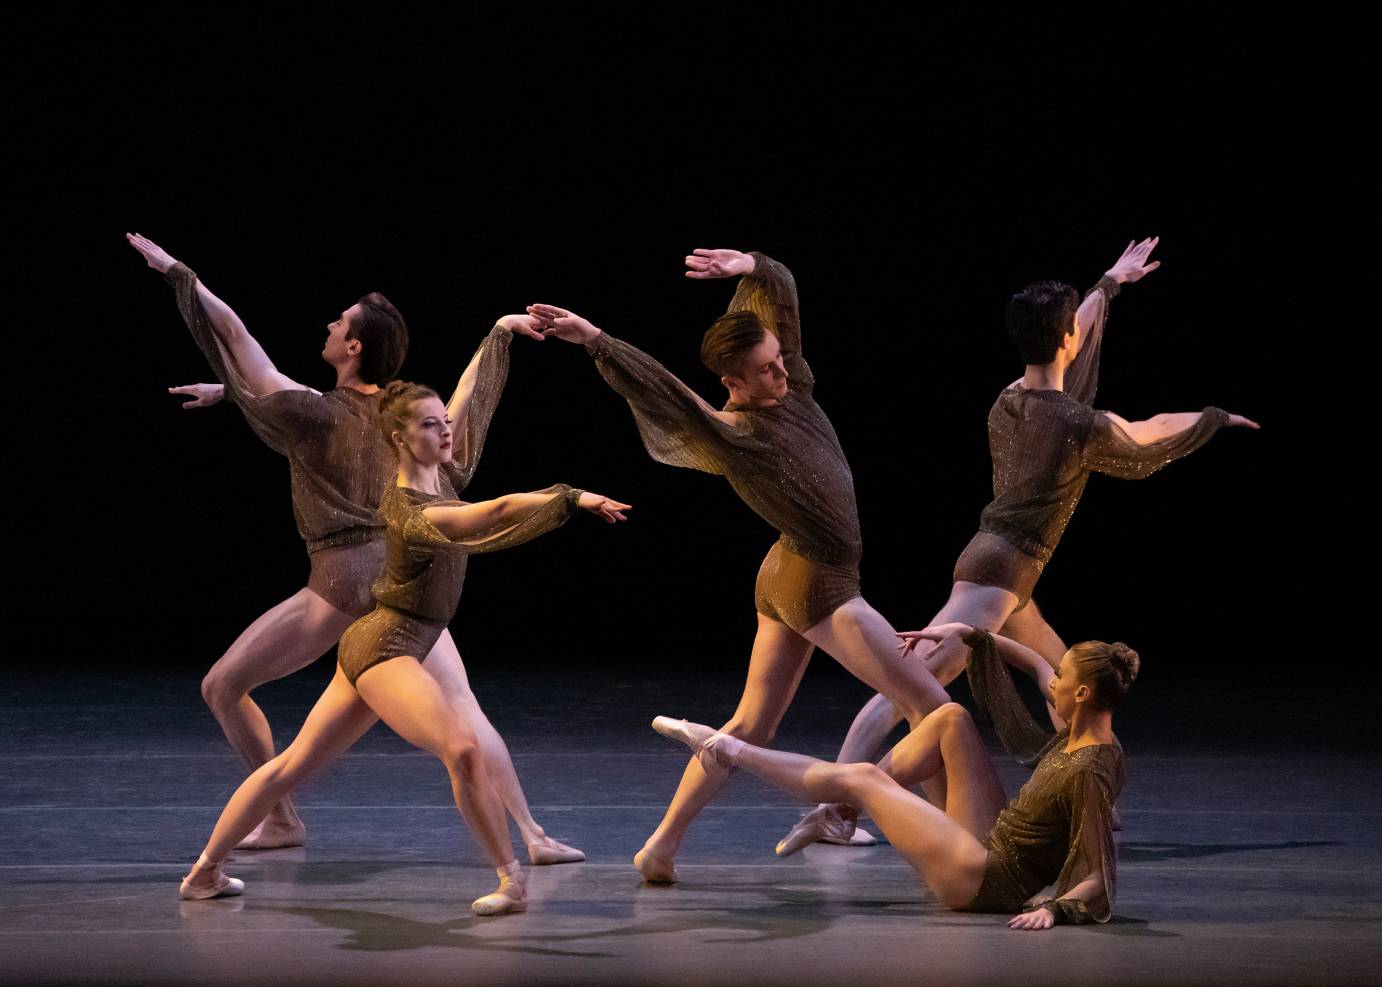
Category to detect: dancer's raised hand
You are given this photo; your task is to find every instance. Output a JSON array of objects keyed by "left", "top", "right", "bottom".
[
  {"left": 126, "top": 232, "right": 178, "bottom": 273},
  {"left": 577, "top": 492, "right": 633, "bottom": 524},
  {"left": 496, "top": 313, "right": 547, "bottom": 342},
  {"left": 1225, "top": 413, "right": 1261, "bottom": 430},
  {"left": 526, "top": 304, "right": 602, "bottom": 344},
  {"left": 168, "top": 383, "right": 225, "bottom": 409},
  {"left": 897, "top": 622, "right": 971, "bottom": 658},
  {"left": 1105, "top": 237, "right": 1160, "bottom": 285},
  {"left": 684, "top": 248, "right": 756, "bottom": 280}
]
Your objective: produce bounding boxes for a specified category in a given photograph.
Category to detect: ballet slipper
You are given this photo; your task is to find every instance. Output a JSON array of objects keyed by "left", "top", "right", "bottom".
[
  {"left": 633, "top": 847, "right": 679, "bottom": 884},
  {"left": 234, "top": 818, "right": 306, "bottom": 851},
  {"left": 527, "top": 836, "right": 586, "bottom": 866},
  {"left": 178, "top": 858, "right": 245, "bottom": 901},
  {"left": 472, "top": 861, "right": 526, "bottom": 916},
  {"left": 650, "top": 716, "right": 743, "bottom": 774},
  {"left": 776, "top": 803, "right": 857, "bottom": 857},
  {"left": 819, "top": 825, "right": 878, "bottom": 847}
]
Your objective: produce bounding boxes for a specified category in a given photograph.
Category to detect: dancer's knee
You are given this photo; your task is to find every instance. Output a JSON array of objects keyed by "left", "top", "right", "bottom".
[
  {"left": 200, "top": 666, "right": 245, "bottom": 718},
  {"left": 441, "top": 732, "right": 483, "bottom": 778},
  {"left": 834, "top": 762, "right": 889, "bottom": 801},
  {"left": 932, "top": 702, "right": 974, "bottom": 734}
]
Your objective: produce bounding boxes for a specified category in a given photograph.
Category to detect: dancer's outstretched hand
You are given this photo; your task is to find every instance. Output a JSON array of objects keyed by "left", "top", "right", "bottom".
[
  {"left": 1225, "top": 413, "right": 1261, "bottom": 429},
  {"left": 496, "top": 313, "right": 547, "bottom": 342},
  {"left": 526, "top": 304, "right": 602, "bottom": 344},
  {"left": 1104, "top": 237, "right": 1160, "bottom": 284},
  {"left": 126, "top": 232, "right": 177, "bottom": 273},
  {"left": 168, "top": 383, "right": 225, "bottom": 409},
  {"left": 577, "top": 492, "right": 632, "bottom": 524},
  {"left": 684, "top": 248, "right": 755, "bottom": 280},
  {"left": 1008, "top": 908, "right": 1056, "bottom": 931},
  {"left": 897, "top": 622, "right": 972, "bottom": 658}
]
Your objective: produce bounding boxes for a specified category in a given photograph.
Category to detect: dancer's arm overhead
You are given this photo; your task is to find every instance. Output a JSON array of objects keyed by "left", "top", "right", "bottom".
[
  {"left": 1065, "top": 237, "right": 1162, "bottom": 406},
  {"left": 128, "top": 233, "right": 327, "bottom": 455},
  {"left": 688, "top": 248, "right": 811, "bottom": 393},
  {"left": 1083, "top": 407, "right": 1258, "bottom": 479},
  {"left": 527, "top": 303, "right": 744, "bottom": 474},
  {"left": 440, "top": 315, "right": 545, "bottom": 494},
  {"left": 420, "top": 485, "right": 631, "bottom": 548}
]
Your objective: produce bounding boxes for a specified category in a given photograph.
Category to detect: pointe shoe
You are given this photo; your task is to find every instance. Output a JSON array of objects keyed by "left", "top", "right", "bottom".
[
  {"left": 633, "top": 848, "right": 679, "bottom": 884},
  {"left": 776, "top": 803, "right": 858, "bottom": 857},
  {"left": 819, "top": 826, "right": 878, "bottom": 847},
  {"left": 650, "top": 717, "right": 742, "bottom": 773},
  {"left": 472, "top": 866, "right": 526, "bottom": 916},
  {"left": 179, "top": 869, "right": 245, "bottom": 901},
  {"left": 527, "top": 837, "right": 586, "bottom": 866},
  {"left": 234, "top": 819, "right": 306, "bottom": 851}
]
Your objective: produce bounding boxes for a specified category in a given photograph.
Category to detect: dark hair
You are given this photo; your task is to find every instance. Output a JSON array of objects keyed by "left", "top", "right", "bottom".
[
  {"left": 378, "top": 379, "right": 440, "bottom": 447},
  {"left": 1005, "top": 280, "right": 1079, "bottom": 365},
  {"left": 1069, "top": 640, "right": 1141, "bottom": 711},
  {"left": 700, "top": 310, "right": 769, "bottom": 377},
  {"left": 346, "top": 292, "right": 409, "bottom": 385}
]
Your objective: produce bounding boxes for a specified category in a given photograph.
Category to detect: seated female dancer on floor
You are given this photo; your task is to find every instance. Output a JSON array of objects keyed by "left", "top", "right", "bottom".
[
  {"left": 179, "top": 381, "right": 631, "bottom": 915},
  {"left": 654, "top": 625, "right": 1136, "bottom": 929}
]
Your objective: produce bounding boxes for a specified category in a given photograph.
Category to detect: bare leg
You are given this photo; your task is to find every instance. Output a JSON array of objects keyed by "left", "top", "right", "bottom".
[
  {"left": 200, "top": 587, "right": 355, "bottom": 840},
  {"left": 998, "top": 598, "right": 1068, "bottom": 729},
  {"left": 181, "top": 666, "right": 378, "bottom": 895},
  {"left": 662, "top": 719, "right": 990, "bottom": 908},
  {"left": 830, "top": 584, "right": 1019, "bottom": 765},
  {"left": 637, "top": 614, "right": 815, "bottom": 881},
  {"left": 425, "top": 631, "right": 583, "bottom": 863}
]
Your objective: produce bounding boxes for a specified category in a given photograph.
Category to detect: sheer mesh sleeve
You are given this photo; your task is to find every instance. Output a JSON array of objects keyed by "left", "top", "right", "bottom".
[
  {"left": 731, "top": 252, "right": 812, "bottom": 393},
  {"left": 440, "top": 325, "right": 512, "bottom": 496},
  {"left": 1083, "top": 407, "right": 1229, "bottom": 479},
  {"left": 586, "top": 333, "right": 745, "bottom": 475},
  {"left": 165, "top": 263, "right": 329, "bottom": 454},
  {"left": 1049, "top": 759, "right": 1122, "bottom": 924},
  {"left": 963, "top": 628, "right": 1054, "bottom": 766},
  {"left": 413, "top": 485, "right": 581, "bottom": 554},
  {"left": 1064, "top": 277, "right": 1119, "bottom": 407}
]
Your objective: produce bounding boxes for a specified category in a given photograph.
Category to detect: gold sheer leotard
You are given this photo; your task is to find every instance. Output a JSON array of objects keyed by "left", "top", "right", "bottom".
[
  {"left": 953, "top": 277, "right": 1230, "bottom": 608},
  {"left": 166, "top": 260, "right": 512, "bottom": 616},
  {"left": 586, "top": 253, "right": 862, "bottom": 633},
  {"left": 337, "top": 484, "right": 582, "bottom": 684}
]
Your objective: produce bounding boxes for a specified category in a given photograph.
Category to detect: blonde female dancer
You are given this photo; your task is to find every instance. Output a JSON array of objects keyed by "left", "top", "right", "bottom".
[
  {"left": 178, "top": 381, "right": 631, "bottom": 913},
  {"left": 129, "top": 234, "right": 583, "bottom": 864}
]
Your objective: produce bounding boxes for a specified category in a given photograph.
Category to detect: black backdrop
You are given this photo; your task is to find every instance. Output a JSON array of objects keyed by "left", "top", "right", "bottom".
[{"left": 15, "top": 10, "right": 1339, "bottom": 740}]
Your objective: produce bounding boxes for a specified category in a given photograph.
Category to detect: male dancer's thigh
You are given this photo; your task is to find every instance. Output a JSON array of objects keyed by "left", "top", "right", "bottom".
[
  {"left": 802, "top": 598, "right": 948, "bottom": 718},
  {"left": 207, "top": 588, "right": 356, "bottom": 694},
  {"left": 725, "top": 614, "right": 816, "bottom": 743},
  {"left": 997, "top": 597, "right": 1068, "bottom": 671}
]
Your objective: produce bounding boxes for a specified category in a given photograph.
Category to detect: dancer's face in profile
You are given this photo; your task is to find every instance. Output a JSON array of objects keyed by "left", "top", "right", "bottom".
[
  {"left": 394, "top": 396, "right": 454, "bottom": 466},
  {"left": 1048, "top": 649, "right": 1089, "bottom": 723},
  {"left": 724, "top": 333, "right": 789, "bottom": 404},
  {"left": 323, "top": 304, "right": 366, "bottom": 367}
]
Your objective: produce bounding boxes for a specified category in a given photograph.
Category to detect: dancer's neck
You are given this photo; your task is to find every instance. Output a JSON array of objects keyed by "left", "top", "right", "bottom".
[
  {"left": 1021, "top": 361, "right": 1066, "bottom": 393},
  {"left": 330, "top": 360, "right": 380, "bottom": 395},
  {"left": 397, "top": 460, "right": 441, "bottom": 496},
  {"left": 1065, "top": 706, "right": 1115, "bottom": 752}
]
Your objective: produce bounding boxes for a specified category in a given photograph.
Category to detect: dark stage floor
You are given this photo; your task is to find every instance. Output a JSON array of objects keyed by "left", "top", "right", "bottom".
[{"left": 2, "top": 666, "right": 1379, "bottom": 986}]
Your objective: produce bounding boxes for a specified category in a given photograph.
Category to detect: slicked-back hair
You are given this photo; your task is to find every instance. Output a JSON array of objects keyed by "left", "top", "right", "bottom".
[
  {"left": 348, "top": 292, "right": 410, "bottom": 384},
  {"left": 1005, "top": 280, "right": 1080, "bottom": 365},
  {"left": 377, "top": 380, "right": 440, "bottom": 447},
  {"left": 700, "top": 310, "right": 769, "bottom": 377}
]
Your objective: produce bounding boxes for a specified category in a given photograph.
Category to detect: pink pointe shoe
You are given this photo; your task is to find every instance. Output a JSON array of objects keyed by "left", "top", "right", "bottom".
[
  {"left": 472, "top": 861, "right": 526, "bottom": 916},
  {"left": 178, "top": 859, "right": 245, "bottom": 901},
  {"left": 776, "top": 803, "right": 863, "bottom": 857},
  {"left": 527, "top": 836, "right": 586, "bottom": 866},
  {"left": 633, "top": 847, "right": 679, "bottom": 884},
  {"left": 650, "top": 716, "right": 744, "bottom": 774}
]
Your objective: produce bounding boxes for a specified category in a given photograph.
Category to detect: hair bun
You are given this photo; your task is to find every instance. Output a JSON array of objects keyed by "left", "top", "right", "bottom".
[
  {"left": 1108, "top": 642, "right": 1140, "bottom": 684},
  {"left": 381, "top": 379, "right": 415, "bottom": 402}
]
